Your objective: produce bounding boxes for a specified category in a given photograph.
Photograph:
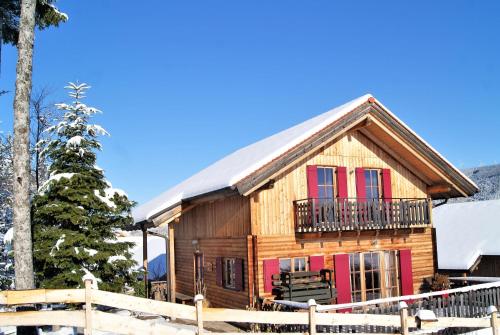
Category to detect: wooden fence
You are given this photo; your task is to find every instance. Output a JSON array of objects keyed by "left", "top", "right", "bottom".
[{"left": 0, "top": 279, "right": 499, "bottom": 335}]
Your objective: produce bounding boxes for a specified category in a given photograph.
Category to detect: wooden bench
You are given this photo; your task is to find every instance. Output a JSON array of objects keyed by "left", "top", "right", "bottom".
[
  {"left": 272, "top": 270, "right": 337, "bottom": 304},
  {"left": 175, "top": 292, "right": 193, "bottom": 305}
]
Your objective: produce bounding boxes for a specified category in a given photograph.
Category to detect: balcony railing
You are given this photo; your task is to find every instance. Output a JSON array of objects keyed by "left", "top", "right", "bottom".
[{"left": 293, "top": 197, "right": 431, "bottom": 233}]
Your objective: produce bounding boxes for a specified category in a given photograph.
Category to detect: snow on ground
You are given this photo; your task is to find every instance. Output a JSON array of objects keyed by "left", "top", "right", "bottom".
[{"left": 434, "top": 199, "right": 500, "bottom": 270}]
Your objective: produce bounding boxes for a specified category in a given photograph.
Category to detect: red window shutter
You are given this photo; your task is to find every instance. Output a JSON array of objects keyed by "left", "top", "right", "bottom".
[
  {"left": 399, "top": 249, "right": 414, "bottom": 296},
  {"left": 336, "top": 166, "right": 348, "bottom": 199},
  {"left": 234, "top": 258, "right": 244, "bottom": 292},
  {"left": 309, "top": 255, "right": 325, "bottom": 272},
  {"left": 355, "top": 168, "right": 366, "bottom": 199},
  {"left": 306, "top": 165, "right": 319, "bottom": 199},
  {"left": 263, "top": 259, "right": 279, "bottom": 293},
  {"left": 382, "top": 169, "right": 392, "bottom": 201},
  {"left": 334, "top": 254, "right": 352, "bottom": 311},
  {"left": 216, "top": 257, "right": 223, "bottom": 287}
]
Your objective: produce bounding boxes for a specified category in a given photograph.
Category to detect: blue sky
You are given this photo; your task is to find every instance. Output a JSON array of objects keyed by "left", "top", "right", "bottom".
[{"left": 1, "top": 1, "right": 499, "bottom": 205}]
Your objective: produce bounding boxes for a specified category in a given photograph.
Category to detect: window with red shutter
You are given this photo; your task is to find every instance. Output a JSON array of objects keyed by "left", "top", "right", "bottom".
[
  {"left": 382, "top": 169, "right": 392, "bottom": 200},
  {"left": 306, "top": 165, "right": 319, "bottom": 199},
  {"left": 399, "top": 249, "right": 414, "bottom": 296},
  {"left": 263, "top": 259, "right": 279, "bottom": 293},
  {"left": 309, "top": 255, "right": 325, "bottom": 272},
  {"left": 355, "top": 168, "right": 367, "bottom": 199},
  {"left": 334, "top": 254, "right": 352, "bottom": 311},
  {"left": 336, "top": 166, "right": 348, "bottom": 199}
]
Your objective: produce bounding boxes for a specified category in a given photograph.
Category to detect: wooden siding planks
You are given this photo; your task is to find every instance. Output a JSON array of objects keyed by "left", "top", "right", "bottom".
[
  {"left": 175, "top": 237, "right": 250, "bottom": 309},
  {"left": 176, "top": 195, "right": 251, "bottom": 239},
  {"left": 250, "top": 130, "right": 428, "bottom": 236},
  {"left": 255, "top": 228, "right": 436, "bottom": 299}
]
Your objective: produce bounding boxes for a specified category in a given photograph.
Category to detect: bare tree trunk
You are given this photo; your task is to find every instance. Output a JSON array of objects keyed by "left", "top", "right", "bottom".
[{"left": 12, "top": 0, "right": 36, "bottom": 291}]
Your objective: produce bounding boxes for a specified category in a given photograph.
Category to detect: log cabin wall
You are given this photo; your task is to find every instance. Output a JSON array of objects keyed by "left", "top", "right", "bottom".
[
  {"left": 174, "top": 195, "right": 252, "bottom": 308},
  {"left": 176, "top": 195, "right": 251, "bottom": 239},
  {"left": 250, "top": 130, "right": 435, "bottom": 299},
  {"left": 174, "top": 236, "right": 250, "bottom": 308},
  {"left": 254, "top": 229, "right": 435, "bottom": 299}
]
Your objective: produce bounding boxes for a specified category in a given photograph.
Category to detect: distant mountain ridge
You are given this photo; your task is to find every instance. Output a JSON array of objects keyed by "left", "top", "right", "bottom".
[{"left": 454, "top": 164, "right": 500, "bottom": 202}]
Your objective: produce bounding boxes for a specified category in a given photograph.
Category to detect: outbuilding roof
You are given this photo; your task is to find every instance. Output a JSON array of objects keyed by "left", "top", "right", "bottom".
[
  {"left": 434, "top": 199, "right": 500, "bottom": 270},
  {"left": 133, "top": 94, "right": 477, "bottom": 224}
]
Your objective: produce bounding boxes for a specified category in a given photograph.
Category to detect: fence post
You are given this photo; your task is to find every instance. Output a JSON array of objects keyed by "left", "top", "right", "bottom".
[
  {"left": 308, "top": 299, "right": 317, "bottom": 335},
  {"left": 399, "top": 301, "right": 409, "bottom": 335},
  {"left": 194, "top": 294, "right": 204, "bottom": 335},
  {"left": 84, "top": 279, "right": 93, "bottom": 335},
  {"left": 488, "top": 306, "right": 498, "bottom": 335}
]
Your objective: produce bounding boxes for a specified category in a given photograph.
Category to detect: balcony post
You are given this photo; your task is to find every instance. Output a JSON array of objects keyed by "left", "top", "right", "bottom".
[
  {"left": 311, "top": 198, "right": 316, "bottom": 231},
  {"left": 427, "top": 198, "right": 433, "bottom": 226}
]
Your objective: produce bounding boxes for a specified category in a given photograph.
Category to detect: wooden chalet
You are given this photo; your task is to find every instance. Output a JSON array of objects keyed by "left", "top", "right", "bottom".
[{"left": 133, "top": 94, "right": 478, "bottom": 309}]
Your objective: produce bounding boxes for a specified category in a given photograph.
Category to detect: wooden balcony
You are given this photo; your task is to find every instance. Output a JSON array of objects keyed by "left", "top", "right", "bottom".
[{"left": 293, "top": 197, "right": 431, "bottom": 233}]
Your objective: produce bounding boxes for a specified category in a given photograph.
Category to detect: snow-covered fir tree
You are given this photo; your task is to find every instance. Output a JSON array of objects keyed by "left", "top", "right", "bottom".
[
  {"left": 32, "top": 83, "right": 137, "bottom": 291},
  {"left": 0, "top": 132, "right": 14, "bottom": 289}
]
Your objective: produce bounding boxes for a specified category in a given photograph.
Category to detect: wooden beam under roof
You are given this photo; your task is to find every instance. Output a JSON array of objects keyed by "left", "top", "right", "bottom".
[
  {"left": 369, "top": 103, "right": 478, "bottom": 196},
  {"left": 358, "top": 128, "right": 433, "bottom": 185},
  {"left": 151, "top": 203, "right": 197, "bottom": 227},
  {"left": 427, "top": 184, "right": 452, "bottom": 195},
  {"left": 366, "top": 114, "right": 469, "bottom": 197}
]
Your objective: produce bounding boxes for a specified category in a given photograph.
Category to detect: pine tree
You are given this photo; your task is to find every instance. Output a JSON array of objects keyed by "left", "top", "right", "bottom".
[{"left": 32, "top": 83, "right": 137, "bottom": 291}]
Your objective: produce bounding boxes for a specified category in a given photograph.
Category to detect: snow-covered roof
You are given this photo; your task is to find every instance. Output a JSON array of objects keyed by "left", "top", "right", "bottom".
[
  {"left": 134, "top": 94, "right": 477, "bottom": 223},
  {"left": 133, "top": 94, "right": 371, "bottom": 222},
  {"left": 434, "top": 199, "right": 500, "bottom": 270}
]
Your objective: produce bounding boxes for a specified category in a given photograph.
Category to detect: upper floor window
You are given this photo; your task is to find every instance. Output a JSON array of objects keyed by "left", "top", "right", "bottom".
[
  {"left": 364, "top": 169, "right": 380, "bottom": 199},
  {"left": 317, "top": 167, "right": 336, "bottom": 199}
]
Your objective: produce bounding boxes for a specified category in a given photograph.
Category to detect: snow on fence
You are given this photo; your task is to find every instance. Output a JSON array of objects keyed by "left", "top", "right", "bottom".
[{"left": 0, "top": 280, "right": 499, "bottom": 335}]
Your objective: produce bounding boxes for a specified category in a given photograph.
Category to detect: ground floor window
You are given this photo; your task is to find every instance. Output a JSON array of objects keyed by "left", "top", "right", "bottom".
[
  {"left": 223, "top": 257, "right": 236, "bottom": 289},
  {"left": 349, "top": 250, "right": 399, "bottom": 302},
  {"left": 279, "top": 257, "right": 308, "bottom": 273}
]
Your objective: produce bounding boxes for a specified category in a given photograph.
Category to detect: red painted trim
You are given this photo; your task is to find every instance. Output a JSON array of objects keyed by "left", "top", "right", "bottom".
[
  {"left": 306, "top": 165, "right": 319, "bottom": 198},
  {"left": 263, "top": 259, "right": 279, "bottom": 293},
  {"left": 399, "top": 249, "right": 414, "bottom": 296},
  {"left": 382, "top": 169, "right": 392, "bottom": 201},
  {"left": 368, "top": 97, "right": 375, "bottom": 103},
  {"left": 336, "top": 166, "right": 348, "bottom": 199},
  {"left": 334, "top": 254, "right": 352, "bottom": 312},
  {"left": 355, "top": 168, "right": 366, "bottom": 199},
  {"left": 309, "top": 255, "right": 325, "bottom": 272}
]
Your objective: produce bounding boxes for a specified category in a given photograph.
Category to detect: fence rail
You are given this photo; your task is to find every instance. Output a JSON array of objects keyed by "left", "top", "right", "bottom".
[
  {"left": 294, "top": 198, "right": 431, "bottom": 232},
  {"left": 0, "top": 280, "right": 499, "bottom": 335}
]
